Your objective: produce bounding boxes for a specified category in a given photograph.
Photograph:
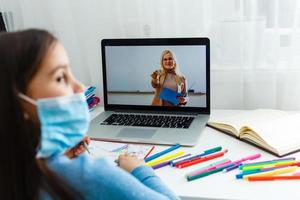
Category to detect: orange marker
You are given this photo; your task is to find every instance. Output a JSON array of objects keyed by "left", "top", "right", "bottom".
[{"left": 248, "top": 175, "right": 300, "bottom": 181}]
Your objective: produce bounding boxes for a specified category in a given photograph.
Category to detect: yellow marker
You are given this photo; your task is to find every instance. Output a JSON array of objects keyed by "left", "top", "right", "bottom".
[
  {"left": 252, "top": 160, "right": 299, "bottom": 171},
  {"left": 243, "top": 166, "right": 298, "bottom": 180},
  {"left": 241, "top": 160, "right": 295, "bottom": 171},
  {"left": 145, "top": 150, "right": 185, "bottom": 167},
  {"left": 271, "top": 160, "right": 298, "bottom": 168}
]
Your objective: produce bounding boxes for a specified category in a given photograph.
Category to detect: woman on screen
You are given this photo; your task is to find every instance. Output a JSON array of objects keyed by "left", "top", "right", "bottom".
[
  {"left": 0, "top": 29, "right": 179, "bottom": 200},
  {"left": 151, "top": 50, "right": 188, "bottom": 106}
]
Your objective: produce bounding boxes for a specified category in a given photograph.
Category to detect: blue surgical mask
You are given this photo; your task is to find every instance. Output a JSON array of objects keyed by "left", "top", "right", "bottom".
[{"left": 19, "top": 92, "right": 90, "bottom": 158}]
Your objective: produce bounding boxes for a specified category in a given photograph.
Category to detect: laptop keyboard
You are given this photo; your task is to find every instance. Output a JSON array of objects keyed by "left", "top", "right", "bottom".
[{"left": 100, "top": 114, "right": 195, "bottom": 129}]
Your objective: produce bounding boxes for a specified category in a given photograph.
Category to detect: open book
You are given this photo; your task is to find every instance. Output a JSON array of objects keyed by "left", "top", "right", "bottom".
[{"left": 207, "top": 109, "right": 300, "bottom": 157}]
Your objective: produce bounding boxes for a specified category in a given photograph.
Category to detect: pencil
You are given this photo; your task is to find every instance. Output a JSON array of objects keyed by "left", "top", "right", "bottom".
[
  {"left": 144, "top": 146, "right": 155, "bottom": 159},
  {"left": 83, "top": 142, "right": 91, "bottom": 154}
]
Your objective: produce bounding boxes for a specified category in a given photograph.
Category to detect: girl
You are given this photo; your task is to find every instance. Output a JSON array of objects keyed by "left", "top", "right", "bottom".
[{"left": 0, "top": 29, "right": 179, "bottom": 200}]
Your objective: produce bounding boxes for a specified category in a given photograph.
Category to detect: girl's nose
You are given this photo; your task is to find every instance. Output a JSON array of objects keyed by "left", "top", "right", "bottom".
[{"left": 74, "top": 80, "right": 85, "bottom": 93}]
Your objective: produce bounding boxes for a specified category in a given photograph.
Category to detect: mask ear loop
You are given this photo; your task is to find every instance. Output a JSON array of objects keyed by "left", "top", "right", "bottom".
[
  {"left": 18, "top": 93, "right": 37, "bottom": 106},
  {"left": 18, "top": 93, "right": 42, "bottom": 155}
]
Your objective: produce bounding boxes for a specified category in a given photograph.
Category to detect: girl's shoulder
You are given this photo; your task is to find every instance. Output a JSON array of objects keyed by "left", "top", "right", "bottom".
[{"left": 47, "top": 154, "right": 115, "bottom": 176}]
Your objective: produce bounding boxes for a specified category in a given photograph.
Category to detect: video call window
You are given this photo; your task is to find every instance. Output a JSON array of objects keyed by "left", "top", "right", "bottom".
[{"left": 105, "top": 45, "right": 207, "bottom": 108}]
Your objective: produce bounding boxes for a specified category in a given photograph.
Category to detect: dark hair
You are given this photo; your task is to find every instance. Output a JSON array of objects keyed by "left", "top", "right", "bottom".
[{"left": 0, "top": 29, "right": 81, "bottom": 199}]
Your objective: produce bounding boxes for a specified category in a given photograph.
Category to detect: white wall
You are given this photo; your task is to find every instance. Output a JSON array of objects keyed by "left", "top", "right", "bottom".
[
  {"left": 2, "top": 0, "right": 300, "bottom": 110},
  {"left": 105, "top": 45, "right": 206, "bottom": 93},
  {"left": 1, "top": 0, "right": 209, "bottom": 106}
]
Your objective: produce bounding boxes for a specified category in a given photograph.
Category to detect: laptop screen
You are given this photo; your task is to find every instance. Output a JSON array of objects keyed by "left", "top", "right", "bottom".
[{"left": 101, "top": 38, "right": 210, "bottom": 114}]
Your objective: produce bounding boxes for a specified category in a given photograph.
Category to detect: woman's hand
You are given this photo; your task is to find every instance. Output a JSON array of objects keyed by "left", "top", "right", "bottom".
[
  {"left": 151, "top": 70, "right": 161, "bottom": 88},
  {"left": 177, "top": 96, "right": 187, "bottom": 105},
  {"left": 118, "top": 153, "right": 145, "bottom": 173},
  {"left": 64, "top": 136, "right": 91, "bottom": 159},
  {"left": 151, "top": 70, "right": 160, "bottom": 79}
]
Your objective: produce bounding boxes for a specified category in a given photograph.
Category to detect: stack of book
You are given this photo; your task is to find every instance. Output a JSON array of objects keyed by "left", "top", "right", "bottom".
[{"left": 85, "top": 86, "right": 100, "bottom": 112}]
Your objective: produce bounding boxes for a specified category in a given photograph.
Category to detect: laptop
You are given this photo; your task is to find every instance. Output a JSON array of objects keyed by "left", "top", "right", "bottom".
[
  {"left": 88, "top": 38, "right": 210, "bottom": 146},
  {"left": 0, "top": 13, "right": 7, "bottom": 32}
]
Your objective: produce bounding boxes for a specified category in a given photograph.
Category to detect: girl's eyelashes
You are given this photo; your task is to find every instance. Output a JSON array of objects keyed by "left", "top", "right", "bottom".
[{"left": 56, "top": 73, "right": 67, "bottom": 83}]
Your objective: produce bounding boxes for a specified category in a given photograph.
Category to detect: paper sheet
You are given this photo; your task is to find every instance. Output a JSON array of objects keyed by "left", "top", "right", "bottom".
[{"left": 88, "top": 140, "right": 153, "bottom": 164}]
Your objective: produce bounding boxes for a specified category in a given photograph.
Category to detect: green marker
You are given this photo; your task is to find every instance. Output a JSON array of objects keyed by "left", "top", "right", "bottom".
[
  {"left": 204, "top": 146, "right": 222, "bottom": 155},
  {"left": 241, "top": 160, "right": 295, "bottom": 171},
  {"left": 239, "top": 157, "right": 295, "bottom": 170}
]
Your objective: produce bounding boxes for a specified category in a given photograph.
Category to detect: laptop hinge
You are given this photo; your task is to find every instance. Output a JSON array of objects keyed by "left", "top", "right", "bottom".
[{"left": 113, "top": 109, "right": 199, "bottom": 116}]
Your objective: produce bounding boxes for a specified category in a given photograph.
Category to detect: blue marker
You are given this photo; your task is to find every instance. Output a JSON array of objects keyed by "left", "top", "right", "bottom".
[{"left": 145, "top": 143, "right": 181, "bottom": 162}]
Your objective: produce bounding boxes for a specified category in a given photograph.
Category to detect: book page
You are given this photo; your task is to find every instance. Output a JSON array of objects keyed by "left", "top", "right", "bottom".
[
  {"left": 88, "top": 140, "right": 153, "bottom": 164},
  {"left": 209, "top": 109, "right": 288, "bottom": 137},
  {"left": 243, "top": 113, "right": 300, "bottom": 156}
]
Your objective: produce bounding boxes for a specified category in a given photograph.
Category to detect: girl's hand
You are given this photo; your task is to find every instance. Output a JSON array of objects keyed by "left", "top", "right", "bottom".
[
  {"left": 64, "top": 136, "right": 91, "bottom": 159},
  {"left": 118, "top": 153, "right": 145, "bottom": 173}
]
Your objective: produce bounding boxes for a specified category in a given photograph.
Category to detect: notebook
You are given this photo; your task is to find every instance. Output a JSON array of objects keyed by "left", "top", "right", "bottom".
[
  {"left": 159, "top": 87, "right": 184, "bottom": 105},
  {"left": 88, "top": 38, "right": 210, "bottom": 146},
  {"left": 207, "top": 109, "right": 300, "bottom": 157}
]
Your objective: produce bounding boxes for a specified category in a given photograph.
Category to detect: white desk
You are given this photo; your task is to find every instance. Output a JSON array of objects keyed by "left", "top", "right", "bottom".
[{"left": 90, "top": 107, "right": 300, "bottom": 200}]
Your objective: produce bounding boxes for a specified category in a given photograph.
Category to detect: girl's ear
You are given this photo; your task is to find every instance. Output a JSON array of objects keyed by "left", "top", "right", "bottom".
[
  {"left": 19, "top": 97, "right": 40, "bottom": 125},
  {"left": 24, "top": 112, "right": 30, "bottom": 119},
  {"left": 19, "top": 97, "right": 32, "bottom": 120}
]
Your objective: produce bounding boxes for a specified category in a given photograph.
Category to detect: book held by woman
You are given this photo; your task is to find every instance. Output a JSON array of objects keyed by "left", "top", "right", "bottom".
[{"left": 207, "top": 109, "right": 300, "bottom": 157}]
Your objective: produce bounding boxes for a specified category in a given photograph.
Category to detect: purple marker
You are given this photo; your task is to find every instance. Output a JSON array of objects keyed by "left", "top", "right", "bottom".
[
  {"left": 223, "top": 163, "right": 241, "bottom": 172},
  {"left": 152, "top": 154, "right": 191, "bottom": 170}
]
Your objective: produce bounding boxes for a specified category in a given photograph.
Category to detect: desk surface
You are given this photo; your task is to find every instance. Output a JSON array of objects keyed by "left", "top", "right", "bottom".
[{"left": 90, "top": 107, "right": 300, "bottom": 200}]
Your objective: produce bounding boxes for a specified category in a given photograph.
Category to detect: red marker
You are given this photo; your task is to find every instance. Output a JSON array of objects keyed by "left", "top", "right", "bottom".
[{"left": 176, "top": 149, "right": 228, "bottom": 169}]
